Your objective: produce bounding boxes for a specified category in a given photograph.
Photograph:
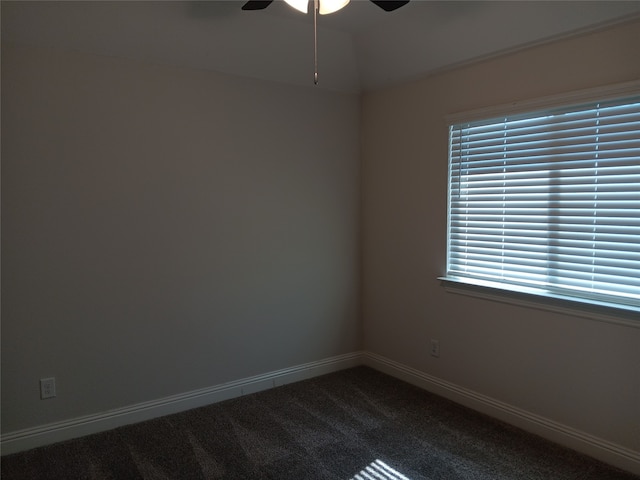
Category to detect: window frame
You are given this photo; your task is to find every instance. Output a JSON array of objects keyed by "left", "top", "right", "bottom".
[{"left": 440, "top": 80, "right": 640, "bottom": 327}]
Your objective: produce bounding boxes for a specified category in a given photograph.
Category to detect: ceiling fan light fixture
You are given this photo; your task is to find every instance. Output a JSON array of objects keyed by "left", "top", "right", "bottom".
[
  {"left": 283, "top": 0, "right": 309, "bottom": 13},
  {"left": 283, "top": 0, "right": 350, "bottom": 15},
  {"left": 319, "top": 0, "right": 350, "bottom": 15}
]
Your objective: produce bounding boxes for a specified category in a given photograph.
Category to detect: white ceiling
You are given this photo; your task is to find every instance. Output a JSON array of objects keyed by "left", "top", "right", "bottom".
[{"left": 3, "top": 1, "right": 640, "bottom": 93}]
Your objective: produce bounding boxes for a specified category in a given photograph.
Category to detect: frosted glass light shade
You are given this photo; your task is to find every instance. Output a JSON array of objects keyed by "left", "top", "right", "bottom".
[
  {"left": 283, "top": 0, "right": 350, "bottom": 15},
  {"left": 319, "top": 0, "right": 350, "bottom": 14},
  {"left": 284, "top": 0, "right": 309, "bottom": 13}
]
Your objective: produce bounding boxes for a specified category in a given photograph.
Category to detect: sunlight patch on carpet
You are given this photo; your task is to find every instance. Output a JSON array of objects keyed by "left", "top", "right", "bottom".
[{"left": 350, "top": 459, "right": 412, "bottom": 480}]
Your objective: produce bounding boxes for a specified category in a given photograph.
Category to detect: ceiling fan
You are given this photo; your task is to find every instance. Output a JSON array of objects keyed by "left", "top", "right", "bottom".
[
  {"left": 242, "top": 1, "right": 410, "bottom": 13},
  {"left": 241, "top": 0, "right": 410, "bottom": 85}
]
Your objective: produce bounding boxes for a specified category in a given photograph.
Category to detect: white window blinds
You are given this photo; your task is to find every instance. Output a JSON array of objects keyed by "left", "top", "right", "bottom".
[{"left": 447, "top": 96, "right": 640, "bottom": 309}]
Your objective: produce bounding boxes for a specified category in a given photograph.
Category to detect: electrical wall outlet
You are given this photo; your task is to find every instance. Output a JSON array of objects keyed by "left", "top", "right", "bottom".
[
  {"left": 40, "top": 377, "right": 56, "bottom": 399},
  {"left": 430, "top": 339, "right": 440, "bottom": 358}
]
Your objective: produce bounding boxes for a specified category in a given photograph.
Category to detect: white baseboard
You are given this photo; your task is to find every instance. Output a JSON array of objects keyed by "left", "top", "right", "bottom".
[
  {"left": 362, "top": 351, "right": 640, "bottom": 476},
  {"left": 3, "top": 349, "right": 638, "bottom": 477},
  {"left": 0, "top": 351, "right": 363, "bottom": 456}
]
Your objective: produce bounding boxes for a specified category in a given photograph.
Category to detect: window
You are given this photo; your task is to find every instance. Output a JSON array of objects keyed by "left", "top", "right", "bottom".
[{"left": 445, "top": 92, "right": 640, "bottom": 315}]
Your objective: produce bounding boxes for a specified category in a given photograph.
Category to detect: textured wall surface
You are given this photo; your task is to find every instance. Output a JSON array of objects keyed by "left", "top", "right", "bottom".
[
  {"left": 361, "top": 19, "right": 640, "bottom": 451},
  {"left": 1, "top": 44, "right": 361, "bottom": 433}
]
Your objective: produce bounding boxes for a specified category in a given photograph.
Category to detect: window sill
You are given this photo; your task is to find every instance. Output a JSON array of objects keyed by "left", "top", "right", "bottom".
[{"left": 438, "top": 277, "right": 640, "bottom": 329}]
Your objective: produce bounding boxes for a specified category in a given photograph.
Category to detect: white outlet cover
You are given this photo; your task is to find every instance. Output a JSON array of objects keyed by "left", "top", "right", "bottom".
[
  {"left": 430, "top": 340, "right": 440, "bottom": 357},
  {"left": 40, "top": 377, "right": 56, "bottom": 399}
]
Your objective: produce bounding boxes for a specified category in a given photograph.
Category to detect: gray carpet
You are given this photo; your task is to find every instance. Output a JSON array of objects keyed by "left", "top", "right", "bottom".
[{"left": 2, "top": 366, "right": 638, "bottom": 479}]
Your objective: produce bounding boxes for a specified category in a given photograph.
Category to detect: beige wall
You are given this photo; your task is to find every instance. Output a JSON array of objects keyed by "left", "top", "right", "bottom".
[
  {"left": 2, "top": 14, "right": 639, "bottom": 467},
  {"left": 361, "top": 19, "right": 640, "bottom": 452},
  {"left": 1, "top": 44, "right": 361, "bottom": 432}
]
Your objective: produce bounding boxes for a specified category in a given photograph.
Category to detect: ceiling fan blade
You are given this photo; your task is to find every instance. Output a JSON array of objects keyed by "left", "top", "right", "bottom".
[
  {"left": 370, "top": 0, "right": 409, "bottom": 12},
  {"left": 241, "top": 1, "right": 274, "bottom": 11}
]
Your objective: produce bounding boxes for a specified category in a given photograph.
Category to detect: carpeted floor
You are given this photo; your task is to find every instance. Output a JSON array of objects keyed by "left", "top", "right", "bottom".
[{"left": 2, "top": 366, "right": 638, "bottom": 479}]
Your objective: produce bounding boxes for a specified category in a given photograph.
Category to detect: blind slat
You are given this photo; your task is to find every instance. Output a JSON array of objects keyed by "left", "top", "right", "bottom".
[{"left": 447, "top": 96, "right": 640, "bottom": 308}]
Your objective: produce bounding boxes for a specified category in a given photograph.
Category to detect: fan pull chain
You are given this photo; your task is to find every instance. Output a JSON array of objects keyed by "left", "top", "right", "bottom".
[{"left": 313, "top": 0, "right": 318, "bottom": 84}]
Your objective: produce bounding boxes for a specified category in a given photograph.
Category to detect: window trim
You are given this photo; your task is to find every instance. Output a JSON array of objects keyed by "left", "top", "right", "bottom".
[
  {"left": 439, "top": 276, "right": 640, "bottom": 329},
  {"left": 445, "top": 80, "right": 640, "bottom": 126},
  {"left": 441, "top": 80, "right": 640, "bottom": 327}
]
